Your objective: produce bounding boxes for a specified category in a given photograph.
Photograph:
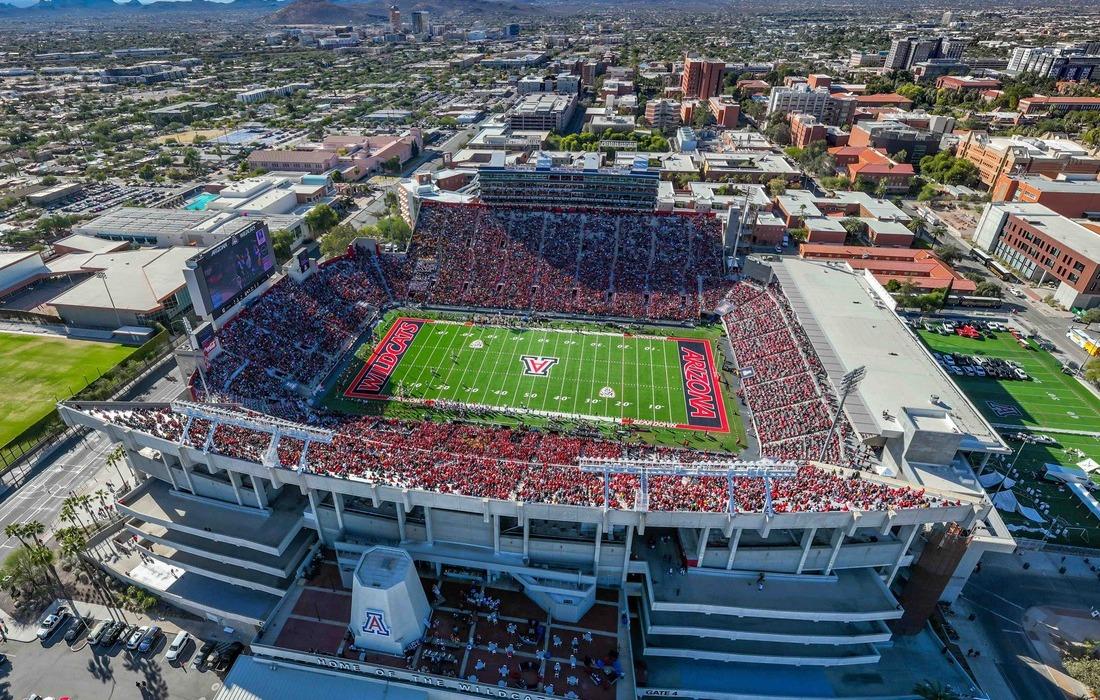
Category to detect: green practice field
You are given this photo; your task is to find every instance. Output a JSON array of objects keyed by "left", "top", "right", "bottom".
[
  {"left": 917, "top": 330, "right": 1100, "bottom": 433},
  {"left": 918, "top": 329, "right": 1100, "bottom": 547},
  {"left": 332, "top": 315, "right": 745, "bottom": 450},
  {"left": 0, "top": 331, "right": 138, "bottom": 452}
]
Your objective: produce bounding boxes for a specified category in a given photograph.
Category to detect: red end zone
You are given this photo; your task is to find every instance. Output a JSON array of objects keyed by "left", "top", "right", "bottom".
[
  {"left": 670, "top": 337, "right": 729, "bottom": 433},
  {"left": 344, "top": 317, "right": 428, "bottom": 399}
]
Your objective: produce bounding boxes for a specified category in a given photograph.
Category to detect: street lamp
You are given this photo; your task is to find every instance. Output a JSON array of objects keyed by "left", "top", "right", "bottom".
[
  {"left": 94, "top": 271, "right": 122, "bottom": 330},
  {"left": 818, "top": 366, "right": 866, "bottom": 462}
]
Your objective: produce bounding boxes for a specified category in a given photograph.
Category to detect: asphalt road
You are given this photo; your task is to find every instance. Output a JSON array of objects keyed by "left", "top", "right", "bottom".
[
  {"left": 960, "top": 551, "right": 1100, "bottom": 700},
  {"left": 0, "top": 361, "right": 184, "bottom": 565},
  {"left": 0, "top": 625, "right": 221, "bottom": 700}
]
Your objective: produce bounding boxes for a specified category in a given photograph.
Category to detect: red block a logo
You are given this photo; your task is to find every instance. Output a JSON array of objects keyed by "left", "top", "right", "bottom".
[{"left": 520, "top": 355, "right": 559, "bottom": 377}]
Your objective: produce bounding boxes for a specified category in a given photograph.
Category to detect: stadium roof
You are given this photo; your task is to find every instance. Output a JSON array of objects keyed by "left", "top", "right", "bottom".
[
  {"left": 774, "top": 257, "right": 1007, "bottom": 462},
  {"left": 48, "top": 247, "right": 198, "bottom": 312}
]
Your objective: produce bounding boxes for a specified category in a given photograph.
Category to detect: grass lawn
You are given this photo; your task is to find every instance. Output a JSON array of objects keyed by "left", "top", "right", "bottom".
[
  {"left": 916, "top": 330, "right": 1100, "bottom": 433},
  {"left": 918, "top": 329, "right": 1100, "bottom": 547},
  {"left": 0, "top": 332, "right": 137, "bottom": 452},
  {"left": 325, "top": 312, "right": 746, "bottom": 452}
]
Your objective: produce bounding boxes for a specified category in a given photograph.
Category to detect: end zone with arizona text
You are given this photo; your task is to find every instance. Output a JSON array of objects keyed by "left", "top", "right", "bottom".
[{"left": 671, "top": 337, "right": 729, "bottom": 432}]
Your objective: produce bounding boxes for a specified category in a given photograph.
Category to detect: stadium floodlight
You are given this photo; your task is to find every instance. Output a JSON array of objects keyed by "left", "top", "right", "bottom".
[
  {"left": 579, "top": 457, "right": 800, "bottom": 515},
  {"left": 170, "top": 400, "right": 334, "bottom": 471},
  {"left": 817, "top": 365, "right": 866, "bottom": 463}
]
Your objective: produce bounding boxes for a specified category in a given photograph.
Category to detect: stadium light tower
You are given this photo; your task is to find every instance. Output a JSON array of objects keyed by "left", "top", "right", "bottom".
[
  {"left": 817, "top": 365, "right": 865, "bottom": 463},
  {"left": 94, "top": 271, "right": 122, "bottom": 329}
]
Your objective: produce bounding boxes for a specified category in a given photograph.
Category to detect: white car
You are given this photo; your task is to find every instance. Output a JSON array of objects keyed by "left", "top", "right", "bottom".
[
  {"left": 35, "top": 608, "right": 69, "bottom": 640},
  {"left": 1011, "top": 287, "right": 1026, "bottom": 298},
  {"left": 166, "top": 630, "right": 191, "bottom": 663},
  {"left": 126, "top": 625, "right": 148, "bottom": 651}
]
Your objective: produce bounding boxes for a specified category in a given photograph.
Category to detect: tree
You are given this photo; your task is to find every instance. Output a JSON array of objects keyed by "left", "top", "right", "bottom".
[
  {"left": 934, "top": 244, "right": 963, "bottom": 264},
  {"left": 304, "top": 203, "right": 339, "bottom": 235},
  {"left": 1085, "top": 358, "right": 1100, "bottom": 386},
  {"left": 183, "top": 148, "right": 201, "bottom": 173},
  {"left": 1078, "top": 308, "right": 1100, "bottom": 327},
  {"left": 319, "top": 223, "right": 360, "bottom": 258},
  {"left": 137, "top": 163, "right": 156, "bottom": 181},
  {"left": 912, "top": 680, "right": 960, "bottom": 700},
  {"left": 767, "top": 177, "right": 788, "bottom": 197},
  {"left": 271, "top": 228, "right": 296, "bottom": 264},
  {"left": 974, "top": 281, "right": 1003, "bottom": 298}
]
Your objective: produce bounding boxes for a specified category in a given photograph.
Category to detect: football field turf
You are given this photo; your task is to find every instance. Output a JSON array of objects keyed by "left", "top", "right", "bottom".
[
  {"left": 0, "top": 331, "right": 138, "bottom": 452},
  {"left": 341, "top": 317, "right": 732, "bottom": 433},
  {"left": 917, "top": 330, "right": 1100, "bottom": 433}
]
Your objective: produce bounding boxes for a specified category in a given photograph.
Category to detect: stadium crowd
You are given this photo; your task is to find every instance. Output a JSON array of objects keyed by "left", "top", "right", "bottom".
[
  {"left": 724, "top": 281, "right": 854, "bottom": 464},
  {"left": 407, "top": 203, "right": 729, "bottom": 321},
  {"left": 91, "top": 407, "right": 950, "bottom": 514}
]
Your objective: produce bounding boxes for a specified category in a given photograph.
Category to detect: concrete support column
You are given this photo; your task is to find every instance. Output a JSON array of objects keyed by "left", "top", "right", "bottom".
[
  {"left": 333, "top": 491, "right": 346, "bottom": 536},
  {"left": 226, "top": 469, "right": 244, "bottom": 507},
  {"left": 307, "top": 489, "right": 328, "bottom": 546},
  {"left": 886, "top": 524, "right": 920, "bottom": 586},
  {"left": 620, "top": 524, "right": 634, "bottom": 587},
  {"left": 978, "top": 452, "right": 992, "bottom": 475},
  {"left": 823, "top": 528, "right": 846, "bottom": 576},
  {"left": 397, "top": 507, "right": 407, "bottom": 543},
  {"left": 593, "top": 523, "right": 603, "bottom": 574},
  {"left": 725, "top": 528, "right": 742, "bottom": 570},
  {"left": 796, "top": 527, "right": 817, "bottom": 575},
  {"left": 179, "top": 461, "right": 196, "bottom": 494},
  {"left": 424, "top": 506, "right": 434, "bottom": 545},
  {"left": 161, "top": 455, "right": 179, "bottom": 491},
  {"left": 493, "top": 514, "right": 500, "bottom": 555},
  {"left": 522, "top": 516, "right": 530, "bottom": 560},
  {"left": 696, "top": 527, "right": 710, "bottom": 565},
  {"left": 253, "top": 476, "right": 269, "bottom": 508}
]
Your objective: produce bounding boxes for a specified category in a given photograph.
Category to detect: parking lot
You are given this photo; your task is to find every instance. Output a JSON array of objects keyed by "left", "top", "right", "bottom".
[
  {"left": 0, "top": 602, "right": 243, "bottom": 700},
  {"left": 0, "top": 627, "right": 225, "bottom": 700},
  {"left": 41, "top": 182, "right": 181, "bottom": 215}
]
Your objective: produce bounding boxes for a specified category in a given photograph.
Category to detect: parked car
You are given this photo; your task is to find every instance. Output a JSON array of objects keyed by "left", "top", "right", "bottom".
[
  {"left": 165, "top": 631, "right": 191, "bottom": 663},
  {"left": 100, "top": 621, "right": 125, "bottom": 647},
  {"left": 212, "top": 642, "right": 245, "bottom": 672},
  {"left": 126, "top": 626, "right": 148, "bottom": 651},
  {"left": 36, "top": 608, "right": 70, "bottom": 640},
  {"left": 137, "top": 626, "right": 161, "bottom": 654},
  {"left": 86, "top": 620, "right": 110, "bottom": 645},
  {"left": 192, "top": 640, "right": 216, "bottom": 669},
  {"left": 65, "top": 617, "right": 90, "bottom": 643}
]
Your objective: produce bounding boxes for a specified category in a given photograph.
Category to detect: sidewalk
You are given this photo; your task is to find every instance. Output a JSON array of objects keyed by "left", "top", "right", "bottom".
[
  {"left": 1023, "top": 606, "right": 1099, "bottom": 700},
  {"left": 948, "top": 596, "right": 1019, "bottom": 700},
  {"left": 0, "top": 595, "right": 247, "bottom": 646}
]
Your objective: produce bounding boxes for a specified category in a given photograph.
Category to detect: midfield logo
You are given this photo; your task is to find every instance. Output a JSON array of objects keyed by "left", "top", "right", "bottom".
[
  {"left": 520, "top": 355, "right": 559, "bottom": 377},
  {"left": 361, "top": 609, "right": 391, "bottom": 637}
]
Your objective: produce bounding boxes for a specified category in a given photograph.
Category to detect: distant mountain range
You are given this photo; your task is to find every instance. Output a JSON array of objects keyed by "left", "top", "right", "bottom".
[
  {"left": 0, "top": 0, "right": 282, "bottom": 12},
  {"left": 270, "top": 0, "right": 533, "bottom": 24}
]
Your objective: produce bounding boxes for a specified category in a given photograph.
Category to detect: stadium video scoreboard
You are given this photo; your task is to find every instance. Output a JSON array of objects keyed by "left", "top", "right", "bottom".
[{"left": 184, "top": 220, "right": 276, "bottom": 320}]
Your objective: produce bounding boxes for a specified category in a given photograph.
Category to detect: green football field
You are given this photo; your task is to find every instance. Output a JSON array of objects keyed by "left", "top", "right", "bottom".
[
  {"left": 339, "top": 316, "right": 737, "bottom": 438},
  {"left": 0, "top": 331, "right": 138, "bottom": 452},
  {"left": 917, "top": 330, "right": 1100, "bottom": 433}
]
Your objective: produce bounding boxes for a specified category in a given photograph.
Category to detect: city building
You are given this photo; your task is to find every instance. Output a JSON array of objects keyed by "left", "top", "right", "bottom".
[
  {"left": 829, "top": 147, "right": 916, "bottom": 194},
  {"left": 147, "top": 101, "right": 220, "bottom": 126},
  {"left": 767, "top": 85, "right": 857, "bottom": 127},
  {"left": 74, "top": 207, "right": 308, "bottom": 248},
  {"left": 508, "top": 93, "right": 577, "bottom": 131},
  {"left": 235, "top": 83, "right": 310, "bottom": 104},
  {"left": 680, "top": 56, "right": 724, "bottom": 100},
  {"left": 1008, "top": 45, "right": 1100, "bottom": 81},
  {"left": 247, "top": 130, "right": 423, "bottom": 180},
  {"left": 974, "top": 202, "right": 1100, "bottom": 308},
  {"left": 700, "top": 151, "right": 801, "bottom": 185},
  {"left": 789, "top": 112, "right": 826, "bottom": 149},
  {"left": 885, "top": 36, "right": 969, "bottom": 71},
  {"left": 708, "top": 95, "right": 740, "bottom": 128},
  {"left": 411, "top": 10, "right": 430, "bottom": 35},
  {"left": 1016, "top": 95, "right": 1100, "bottom": 115},
  {"left": 848, "top": 120, "right": 943, "bottom": 160},
  {"left": 798, "top": 245, "right": 976, "bottom": 293},
  {"left": 388, "top": 4, "right": 401, "bottom": 32},
  {"left": 992, "top": 174, "right": 1100, "bottom": 218},
  {"left": 958, "top": 133, "right": 1100, "bottom": 188},
  {"left": 477, "top": 152, "right": 659, "bottom": 210},
  {"left": 645, "top": 99, "right": 682, "bottom": 131},
  {"left": 935, "top": 75, "right": 1002, "bottom": 92}
]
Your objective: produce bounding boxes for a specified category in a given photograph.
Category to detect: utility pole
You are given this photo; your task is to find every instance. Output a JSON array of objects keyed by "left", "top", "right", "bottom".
[
  {"left": 95, "top": 271, "right": 122, "bottom": 329},
  {"left": 818, "top": 366, "right": 866, "bottom": 462}
]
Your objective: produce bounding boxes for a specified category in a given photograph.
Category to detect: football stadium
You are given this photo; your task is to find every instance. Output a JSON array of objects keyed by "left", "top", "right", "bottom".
[{"left": 60, "top": 164, "right": 1015, "bottom": 700}]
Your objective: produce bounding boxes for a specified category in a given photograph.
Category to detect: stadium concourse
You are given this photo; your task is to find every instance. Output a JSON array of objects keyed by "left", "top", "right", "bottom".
[{"left": 58, "top": 201, "right": 999, "bottom": 700}]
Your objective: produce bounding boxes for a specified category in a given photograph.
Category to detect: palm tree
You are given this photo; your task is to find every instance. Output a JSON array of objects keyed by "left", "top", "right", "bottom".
[
  {"left": 913, "top": 680, "right": 961, "bottom": 700},
  {"left": 60, "top": 499, "right": 88, "bottom": 533},
  {"left": 23, "top": 521, "right": 45, "bottom": 547},
  {"left": 106, "top": 445, "right": 128, "bottom": 484},
  {"left": 4, "top": 523, "right": 28, "bottom": 550}
]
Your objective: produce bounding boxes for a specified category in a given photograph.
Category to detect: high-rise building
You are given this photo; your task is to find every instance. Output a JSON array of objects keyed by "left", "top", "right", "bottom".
[
  {"left": 644, "top": 99, "right": 682, "bottom": 131},
  {"left": 505, "top": 23, "right": 521, "bottom": 37},
  {"left": 411, "top": 11, "right": 430, "bottom": 35},
  {"left": 388, "top": 5, "right": 401, "bottom": 33},
  {"left": 885, "top": 36, "right": 968, "bottom": 71},
  {"left": 680, "top": 56, "right": 724, "bottom": 100},
  {"left": 1008, "top": 45, "right": 1100, "bottom": 81},
  {"left": 766, "top": 85, "right": 855, "bottom": 127}
]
